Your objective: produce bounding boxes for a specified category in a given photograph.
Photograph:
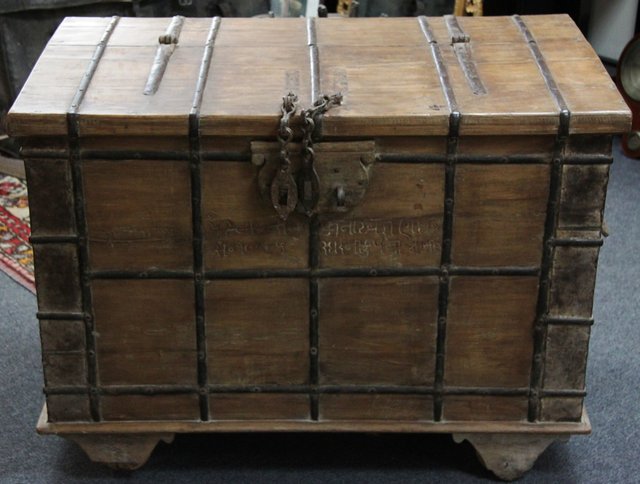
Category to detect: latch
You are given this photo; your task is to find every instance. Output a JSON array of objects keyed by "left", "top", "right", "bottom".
[
  {"left": 253, "top": 140, "right": 375, "bottom": 218},
  {"left": 253, "top": 92, "right": 375, "bottom": 220},
  {"left": 444, "top": 14, "right": 487, "bottom": 96}
]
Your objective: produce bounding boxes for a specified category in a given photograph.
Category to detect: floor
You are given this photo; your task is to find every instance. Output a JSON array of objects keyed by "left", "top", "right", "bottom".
[{"left": 1, "top": 142, "right": 639, "bottom": 483}]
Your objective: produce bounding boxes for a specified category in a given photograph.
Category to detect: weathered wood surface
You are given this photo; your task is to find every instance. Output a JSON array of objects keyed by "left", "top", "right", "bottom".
[
  {"left": 7, "top": 16, "right": 630, "bottom": 137},
  {"left": 67, "top": 433, "right": 174, "bottom": 470},
  {"left": 318, "top": 277, "right": 439, "bottom": 385},
  {"left": 37, "top": 404, "right": 592, "bottom": 435},
  {"left": 453, "top": 433, "right": 569, "bottom": 481}
]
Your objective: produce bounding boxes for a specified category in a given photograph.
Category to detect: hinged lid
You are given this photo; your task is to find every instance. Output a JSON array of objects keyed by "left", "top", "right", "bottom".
[{"left": 7, "top": 14, "right": 631, "bottom": 138}]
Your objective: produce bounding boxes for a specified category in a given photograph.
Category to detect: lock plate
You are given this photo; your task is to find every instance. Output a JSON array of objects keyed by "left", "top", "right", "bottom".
[{"left": 253, "top": 140, "right": 375, "bottom": 215}]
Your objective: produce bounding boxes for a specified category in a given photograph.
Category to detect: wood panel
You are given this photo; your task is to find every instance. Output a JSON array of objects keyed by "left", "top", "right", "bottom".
[
  {"left": 318, "top": 44, "right": 449, "bottom": 137},
  {"left": 33, "top": 243, "right": 82, "bottom": 312},
  {"left": 540, "top": 397, "right": 583, "bottom": 422},
  {"left": 25, "top": 159, "right": 75, "bottom": 236},
  {"left": 209, "top": 394, "right": 310, "bottom": 420},
  {"left": 78, "top": 18, "right": 212, "bottom": 136},
  {"left": 8, "top": 43, "right": 101, "bottom": 136},
  {"left": 429, "top": 16, "right": 559, "bottom": 135},
  {"left": 319, "top": 395, "right": 432, "bottom": 421},
  {"left": 443, "top": 396, "right": 528, "bottom": 421},
  {"left": 452, "top": 165, "right": 550, "bottom": 267},
  {"left": 524, "top": 14, "right": 631, "bottom": 134},
  {"left": 544, "top": 325, "right": 590, "bottom": 390},
  {"left": 93, "top": 280, "right": 197, "bottom": 385},
  {"left": 102, "top": 394, "right": 200, "bottom": 421},
  {"left": 318, "top": 277, "right": 438, "bottom": 385},
  {"left": 200, "top": 45, "right": 311, "bottom": 137},
  {"left": 558, "top": 165, "right": 609, "bottom": 230},
  {"left": 375, "top": 136, "right": 446, "bottom": 156},
  {"left": 40, "top": 319, "right": 85, "bottom": 352},
  {"left": 42, "top": 352, "right": 86, "bottom": 387},
  {"left": 7, "top": 16, "right": 630, "bottom": 138},
  {"left": 318, "top": 163, "right": 444, "bottom": 268},
  {"left": 445, "top": 277, "right": 538, "bottom": 388},
  {"left": 46, "top": 395, "right": 91, "bottom": 423},
  {"left": 83, "top": 159, "right": 193, "bottom": 271},
  {"left": 206, "top": 279, "right": 309, "bottom": 385},
  {"left": 548, "top": 247, "right": 599, "bottom": 318},
  {"left": 202, "top": 162, "right": 308, "bottom": 270},
  {"left": 457, "top": 136, "right": 555, "bottom": 158}
]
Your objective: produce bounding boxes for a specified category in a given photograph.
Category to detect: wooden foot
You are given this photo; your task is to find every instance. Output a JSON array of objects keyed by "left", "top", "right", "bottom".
[
  {"left": 452, "top": 433, "right": 568, "bottom": 481},
  {"left": 65, "top": 433, "right": 174, "bottom": 470}
]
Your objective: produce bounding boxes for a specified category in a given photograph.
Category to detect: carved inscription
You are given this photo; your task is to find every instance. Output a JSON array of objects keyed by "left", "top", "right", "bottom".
[
  {"left": 319, "top": 217, "right": 442, "bottom": 266},
  {"left": 205, "top": 216, "right": 306, "bottom": 262}
]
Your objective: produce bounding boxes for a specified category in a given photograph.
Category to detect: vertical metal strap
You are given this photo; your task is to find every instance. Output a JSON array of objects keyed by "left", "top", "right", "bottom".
[
  {"left": 67, "top": 15, "right": 120, "bottom": 422},
  {"left": 307, "top": 17, "right": 320, "bottom": 104},
  {"left": 190, "top": 16, "right": 221, "bottom": 421},
  {"left": 418, "top": 16, "right": 460, "bottom": 422},
  {"left": 309, "top": 218, "right": 320, "bottom": 420},
  {"left": 307, "top": 16, "right": 321, "bottom": 420},
  {"left": 513, "top": 15, "right": 570, "bottom": 422}
]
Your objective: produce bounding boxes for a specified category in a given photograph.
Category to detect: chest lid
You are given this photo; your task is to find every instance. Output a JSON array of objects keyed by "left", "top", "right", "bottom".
[{"left": 7, "top": 14, "right": 630, "bottom": 138}]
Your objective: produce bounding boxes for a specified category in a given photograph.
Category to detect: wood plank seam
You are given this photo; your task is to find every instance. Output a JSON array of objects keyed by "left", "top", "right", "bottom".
[
  {"left": 513, "top": 14, "right": 571, "bottom": 423},
  {"left": 189, "top": 16, "right": 221, "bottom": 422},
  {"left": 66, "top": 15, "right": 121, "bottom": 422}
]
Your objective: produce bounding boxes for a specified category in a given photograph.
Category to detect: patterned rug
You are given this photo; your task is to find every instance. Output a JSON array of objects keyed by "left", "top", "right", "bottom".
[{"left": 0, "top": 175, "right": 35, "bottom": 292}]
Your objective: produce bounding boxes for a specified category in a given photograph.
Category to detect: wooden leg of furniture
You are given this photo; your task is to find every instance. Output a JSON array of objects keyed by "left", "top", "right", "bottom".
[
  {"left": 452, "top": 433, "right": 569, "bottom": 481},
  {"left": 65, "top": 433, "right": 175, "bottom": 470}
]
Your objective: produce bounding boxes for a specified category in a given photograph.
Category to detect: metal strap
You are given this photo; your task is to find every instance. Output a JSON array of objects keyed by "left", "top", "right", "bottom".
[
  {"left": 513, "top": 14, "right": 572, "bottom": 422},
  {"left": 43, "top": 384, "right": 587, "bottom": 398},
  {"left": 189, "top": 16, "right": 221, "bottom": 422},
  {"left": 418, "top": 16, "right": 460, "bottom": 422},
  {"left": 66, "top": 15, "right": 120, "bottom": 422}
]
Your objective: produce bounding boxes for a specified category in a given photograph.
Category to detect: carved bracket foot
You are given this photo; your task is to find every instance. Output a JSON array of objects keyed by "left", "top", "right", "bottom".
[
  {"left": 65, "top": 433, "right": 174, "bottom": 470},
  {"left": 452, "top": 433, "right": 569, "bottom": 481}
]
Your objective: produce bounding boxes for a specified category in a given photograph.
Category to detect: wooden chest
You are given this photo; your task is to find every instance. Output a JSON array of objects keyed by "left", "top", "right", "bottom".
[{"left": 7, "top": 14, "right": 630, "bottom": 480}]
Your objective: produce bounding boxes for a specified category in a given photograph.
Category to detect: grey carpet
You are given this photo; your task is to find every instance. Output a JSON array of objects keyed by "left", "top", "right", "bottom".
[{"left": 1, "top": 141, "right": 639, "bottom": 483}]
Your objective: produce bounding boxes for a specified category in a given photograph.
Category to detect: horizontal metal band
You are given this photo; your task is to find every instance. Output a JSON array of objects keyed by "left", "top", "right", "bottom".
[
  {"left": 37, "top": 311, "right": 86, "bottom": 321},
  {"left": 551, "top": 237, "right": 603, "bottom": 247},
  {"left": 377, "top": 153, "right": 446, "bottom": 164},
  {"left": 20, "top": 149, "right": 252, "bottom": 162},
  {"left": 90, "top": 269, "right": 193, "bottom": 280},
  {"left": 205, "top": 268, "right": 311, "bottom": 279},
  {"left": 30, "top": 235, "right": 78, "bottom": 244},
  {"left": 89, "top": 266, "right": 541, "bottom": 281},
  {"left": 563, "top": 155, "right": 613, "bottom": 165},
  {"left": 449, "top": 266, "right": 539, "bottom": 277},
  {"left": 456, "top": 154, "right": 549, "bottom": 164},
  {"left": 81, "top": 150, "right": 188, "bottom": 161},
  {"left": 100, "top": 385, "right": 199, "bottom": 396},
  {"left": 540, "top": 389, "right": 587, "bottom": 398},
  {"left": 21, "top": 150, "right": 609, "bottom": 165},
  {"left": 545, "top": 316, "right": 594, "bottom": 326},
  {"left": 313, "top": 267, "right": 441, "bottom": 278},
  {"left": 444, "top": 387, "right": 529, "bottom": 396},
  {"left": 44, "top": 384, "right": 569, "bottom": 397},
  {"left": 44, "top": 386, "right": 89, "bottom": 395}
]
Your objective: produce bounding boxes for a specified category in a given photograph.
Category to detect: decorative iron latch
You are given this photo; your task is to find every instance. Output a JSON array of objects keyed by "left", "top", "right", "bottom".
[{"left": 254, "top": 93, "right": 375, "bottom": 220}]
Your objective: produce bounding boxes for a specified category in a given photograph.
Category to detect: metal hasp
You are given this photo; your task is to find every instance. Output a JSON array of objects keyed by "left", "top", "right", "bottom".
[
  {"left": 253, "top": 140, "right": 375, "bottom": 217},
  {"left": 444, "top": 15, "right": 487, "bottom": 96},
  {"left": 260, "top": 92, "right": 367, "bottom": 220},
  {"left": 143, "top": 16, "right": 185, "bottom": 95}
]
